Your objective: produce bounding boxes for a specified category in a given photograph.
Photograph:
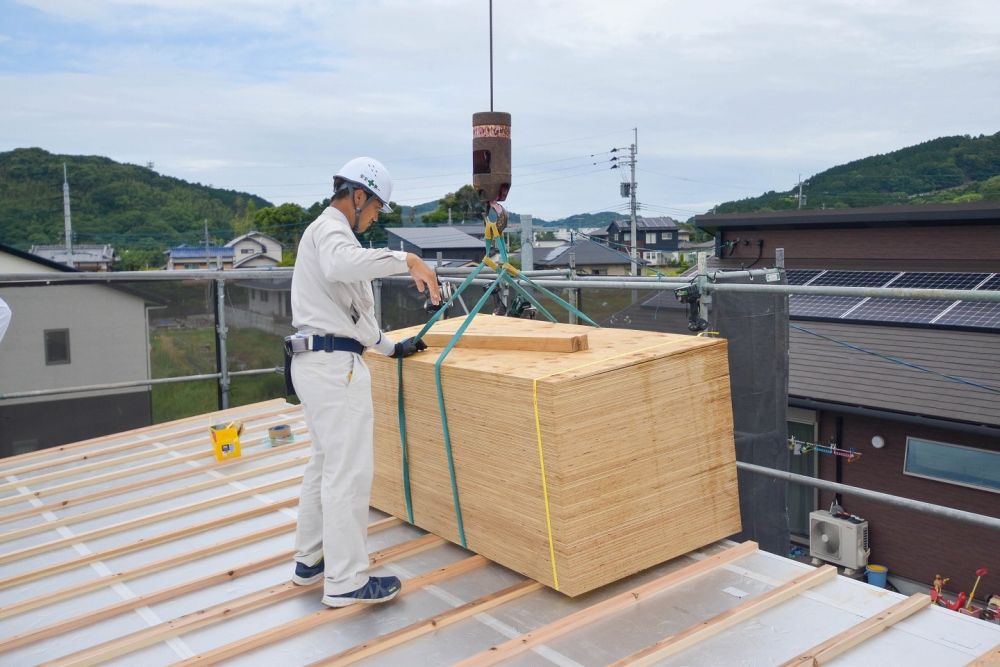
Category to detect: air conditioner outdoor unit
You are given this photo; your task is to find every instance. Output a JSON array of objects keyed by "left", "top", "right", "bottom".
[{"left": 809, "top": 510, "right": 870, "bottom": 571}]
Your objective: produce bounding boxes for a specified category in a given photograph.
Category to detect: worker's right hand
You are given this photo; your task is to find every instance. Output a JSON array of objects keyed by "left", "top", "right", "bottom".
[
  {"left": 406, "top": 254, "right": 441, "bottom": 305},
  {"left": 390, "top": 337, "right": 427, "bottom": 359}
]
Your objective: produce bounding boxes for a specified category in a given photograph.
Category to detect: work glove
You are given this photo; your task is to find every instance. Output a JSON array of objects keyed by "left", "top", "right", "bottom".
[{"left": 390, "top": 337, "right": 427, "bottom": 359}]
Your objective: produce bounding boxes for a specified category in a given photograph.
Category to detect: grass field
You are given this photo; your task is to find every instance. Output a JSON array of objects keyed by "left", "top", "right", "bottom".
[{"left": 150, "top": 326, "right": 288, "bottom": 423}]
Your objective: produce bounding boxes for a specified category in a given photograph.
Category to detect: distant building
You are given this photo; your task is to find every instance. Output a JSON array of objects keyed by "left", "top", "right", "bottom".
[
  {"left": 28, "top": 244, "right": 117, "bottom": 271},
  {"left": 225, "top": 231, "right": 283, "bottom": 268},
  {"left": 691, "top": 201, "right": 1000, "bottom": 595},
  {"left": 534, "top": 238, "right": 642, "bottom": 276},
  {"left": 0, "top": 243, "right": 153, "bottom": 457},
  {"left": 606, "top": 217, "right": 690, "bottom": 266},
  {"left": 166, "top": 244, "right": 235, "bottom": 270},
  {"left": 386, "top": 227, "right": 483, "bottom": 262}
]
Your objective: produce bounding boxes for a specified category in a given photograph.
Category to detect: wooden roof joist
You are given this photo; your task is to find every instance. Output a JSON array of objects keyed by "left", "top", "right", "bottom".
[{"left": 0, "top": 399, "right": 996, "bottom": 666}]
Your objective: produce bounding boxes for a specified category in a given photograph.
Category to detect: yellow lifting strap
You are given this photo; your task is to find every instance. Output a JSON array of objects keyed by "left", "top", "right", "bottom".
[{"left": 484, "top": 221, "right": 501, "bottom": 240}]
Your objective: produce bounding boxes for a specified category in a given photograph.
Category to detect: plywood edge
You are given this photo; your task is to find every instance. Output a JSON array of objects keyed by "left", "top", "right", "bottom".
[
  {"left": 779, "top": 593, "right": 931, "bottom": 666},
  {"left": 610, "top": 565, "right": 838, "bottom": 666},
  {"left": 455, "top": 541, "right": 758, "bottom": 667},
  {"left": 421, "top": 330, "right": 589, "bottom": 353},
  {"left": 966, "top": 642, "right": 1000, "bottom": 667}
]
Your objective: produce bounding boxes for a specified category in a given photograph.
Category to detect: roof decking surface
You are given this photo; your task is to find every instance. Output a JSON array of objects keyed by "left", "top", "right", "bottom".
[{"left": 0, "top": 399, "right": 996, "bottom": 665}]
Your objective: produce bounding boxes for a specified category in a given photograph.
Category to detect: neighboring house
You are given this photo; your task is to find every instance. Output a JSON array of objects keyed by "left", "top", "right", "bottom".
[
  {"left": 225, "top": 278, "right": 293, "bottom": 337},
  {"left": 679, "top": 239, "right": 716, "bottom": 263},
  {"left": 225, "top": 231, "right": 283, "bottom": 268},
  {"left": 696, "top": 201, "right": 1000, "bottom": 272},
  {"left": 534, "top": 238, "right": 642, "bottom": 276},
  {"left": 28, "top": 244, "right": 117, "bottom": 271},
  {"left": 0, "top": 243, "right": 153, "bottom": 457},
  {"left": 386, "top": 227, "right": 483, "bottom": 261},
  {"left": 606, "top": 217, "right": 689, "bottom": 265},
  {"left": 166, "top": 244, "right": 235, "bottom": 270},
  {"left": 692, "top": 202, "right": 1000, "bottom": 596}
]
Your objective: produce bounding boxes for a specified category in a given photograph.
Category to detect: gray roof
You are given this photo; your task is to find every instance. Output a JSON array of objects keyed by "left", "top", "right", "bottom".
[
  {"left": 387, "top": 227, "right": 483, "bottom": 250},
  {"left": 694, "top": 201, "right": 1000, "bottom": 231},
  {"left": 608, "top": 216, "right": 680, "bottom": 231},
  {"left": 535, "top": 239, "right": 642, "bottom": 267},
  {"left": 29, "top": 244, "right": 117, "bottom": 264},
  {"left": 789, "top": 320, "right": 1000, "bottom": 427}
]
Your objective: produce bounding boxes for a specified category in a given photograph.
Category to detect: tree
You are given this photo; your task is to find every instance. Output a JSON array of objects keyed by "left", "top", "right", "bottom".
[
  {"left": 252, "top": 203, "right": 308, "bottom": 250},
  {"left": 423, "top": 185, "right": 481, "bottom": 224},
  {"left": 536, "top": 230, "right": 557, "bottom": 241}
]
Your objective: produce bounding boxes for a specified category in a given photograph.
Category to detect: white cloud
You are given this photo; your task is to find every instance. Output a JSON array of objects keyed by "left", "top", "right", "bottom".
[{"left": 3, "top": 0, "right": 999, "bottom": 220}]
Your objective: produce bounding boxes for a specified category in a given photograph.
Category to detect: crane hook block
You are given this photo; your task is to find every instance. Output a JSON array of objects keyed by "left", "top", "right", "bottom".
[{"left": 472, "top": 111, "right": 511, "bottom": 204}]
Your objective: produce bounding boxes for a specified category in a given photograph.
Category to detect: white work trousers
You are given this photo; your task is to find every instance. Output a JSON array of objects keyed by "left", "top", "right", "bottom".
[{"left": 291, "top": 350, "right": 373, "bottom": 595}]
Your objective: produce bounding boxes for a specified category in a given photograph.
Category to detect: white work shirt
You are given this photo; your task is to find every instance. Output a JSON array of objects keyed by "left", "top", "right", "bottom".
[
  {"left": 0, "top": 297, "right": 10, "bottom": 344},
  {"left": 291, "top": 207, "right": 409, "bottom": 355}
]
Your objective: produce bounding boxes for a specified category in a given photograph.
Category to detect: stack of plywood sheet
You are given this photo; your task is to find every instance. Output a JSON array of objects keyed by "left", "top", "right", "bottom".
[{"left": 369, "top": 314, "right": 740, "bottom": 596}]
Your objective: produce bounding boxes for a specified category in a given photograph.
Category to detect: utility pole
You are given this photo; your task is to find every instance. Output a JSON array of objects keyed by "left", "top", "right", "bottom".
[
  {"left": 204, "top": 219, "right": 211, "bottom": 270},
  {"left": 797, "top": 174, "right": 807, "bottom": 209},
  {"left": 629, "top": 128, "right": 638, "bottom": 276},
  {"left": 62, "top": 163, "right": 74, "bottom": 268}
]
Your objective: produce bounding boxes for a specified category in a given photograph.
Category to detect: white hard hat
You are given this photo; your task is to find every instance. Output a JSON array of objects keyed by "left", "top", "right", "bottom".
[{"left": 334, "top": 157, "right": 393, "bottom": 213}]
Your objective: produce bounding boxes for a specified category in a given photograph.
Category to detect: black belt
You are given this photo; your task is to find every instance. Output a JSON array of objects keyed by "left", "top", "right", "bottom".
[
  {"left": 307, "top": 334, "right": 365, "bottom": 355},
  {"left": 283, "top": 334, "right": 366, "bottom": 355}
]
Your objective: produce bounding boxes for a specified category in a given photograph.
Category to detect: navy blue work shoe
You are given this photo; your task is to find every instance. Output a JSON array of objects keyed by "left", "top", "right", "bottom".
[
  {"left": 292, "top": 558, "right": 324, "bottom": 586},
  {"left": 321, "top": 575, "right": 402, "bottom": 608}
]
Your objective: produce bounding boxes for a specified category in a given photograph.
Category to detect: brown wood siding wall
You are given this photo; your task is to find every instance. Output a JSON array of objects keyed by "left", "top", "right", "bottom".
[
  {"left": 815, "top": 411, "right": 998, "bottom": 600},
  {"left": 719, "top": 225, "right": 1000, "bottom": 271}
]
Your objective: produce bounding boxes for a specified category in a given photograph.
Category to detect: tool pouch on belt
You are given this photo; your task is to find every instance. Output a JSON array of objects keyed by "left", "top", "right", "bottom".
[{"left": 282, "top": 339, "right": 296, "bottom": 397}]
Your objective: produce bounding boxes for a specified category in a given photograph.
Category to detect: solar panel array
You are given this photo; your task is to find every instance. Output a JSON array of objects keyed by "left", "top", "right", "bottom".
[{"left": 786, "top": 270, "right": 1000, "bottom": 331}]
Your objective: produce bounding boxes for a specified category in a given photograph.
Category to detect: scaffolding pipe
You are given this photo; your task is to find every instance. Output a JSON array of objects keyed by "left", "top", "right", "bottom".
[
  {"left": 736, "top": 461, "right": 1000, "bottom": 531},
  {"left": 381, "top": 275, "right": 1000, "bottom": 302},
  {"left": 0, "top": 368, "right": 281, "bottom": 401},
  {"left": 708, "top": 282, "right": 1000, "bottom": 302},
  {"left": 0, "top": 268, "right": 569, "bottom": 286}
]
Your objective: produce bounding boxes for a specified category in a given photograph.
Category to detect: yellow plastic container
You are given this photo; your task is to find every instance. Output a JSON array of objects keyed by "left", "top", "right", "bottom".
[{"left": 210, "top": 422, "right": 243, "bottom": 461}]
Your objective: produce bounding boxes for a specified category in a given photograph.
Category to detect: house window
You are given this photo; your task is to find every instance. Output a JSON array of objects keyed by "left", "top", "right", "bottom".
[
  {"left": 904, "top": 437, "right": 999, "bottom": 493},
  {"left": 645, "top": 232, "right": 657, "bottom": 244},
  {"left": 260, "top": 291, "right": 269, "bottom": 303},
  {"left": 661, "top": 232, "right": 673, "bottom": 240},
  {"left": 623, "top": 233, "right": 631, "bottom": 242},
  {"left": 44, "top": 329, "right": 71, "bottom": 365},
  {"left": 241, "top": 248, "right": 253, "bottom": 254}
]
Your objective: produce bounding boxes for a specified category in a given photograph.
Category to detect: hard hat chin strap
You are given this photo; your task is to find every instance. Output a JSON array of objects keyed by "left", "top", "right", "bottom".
[{"left": 338, "top": 182, "right": 372, "bottom": 232}]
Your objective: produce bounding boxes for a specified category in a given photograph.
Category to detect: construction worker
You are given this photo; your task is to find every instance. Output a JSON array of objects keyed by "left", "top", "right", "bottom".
[{"left": 286, "top": 157, "right": 440, "bottom": 607}]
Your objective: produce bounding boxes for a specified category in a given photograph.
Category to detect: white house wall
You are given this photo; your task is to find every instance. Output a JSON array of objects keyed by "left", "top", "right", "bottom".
[{"left": 0, "top": 284, "right": 150, "bottom": 407}]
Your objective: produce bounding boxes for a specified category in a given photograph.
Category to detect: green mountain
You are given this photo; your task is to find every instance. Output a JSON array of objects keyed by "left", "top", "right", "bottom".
[
  {"left": 0, "top": 147, "right": 272, "bottom": 252},
  {"left": 714, "top": 132, "right": 1000, "bottom": 214}
]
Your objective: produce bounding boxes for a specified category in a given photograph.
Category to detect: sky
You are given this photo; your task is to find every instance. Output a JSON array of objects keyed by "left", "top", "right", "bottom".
[{"left": 2, "top": 0, "right": 999, "bottom": 222}]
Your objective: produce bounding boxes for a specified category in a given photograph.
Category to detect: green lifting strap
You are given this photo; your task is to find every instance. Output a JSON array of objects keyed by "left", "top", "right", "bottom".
[
  {"left": 432, "top": 272, "right": 505, "bottom": 547},
  {"left": 516, "top": 271, "right": 600, "bottom": 327},
  {"left": 395, "top": 356, "right": 414, "bottom": 524},
  {"left": 393, "top": 231, "right": 599, "bottom": 545},
  {"left": 395, "top": 259, "right": 489, "bottom": 528}
]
